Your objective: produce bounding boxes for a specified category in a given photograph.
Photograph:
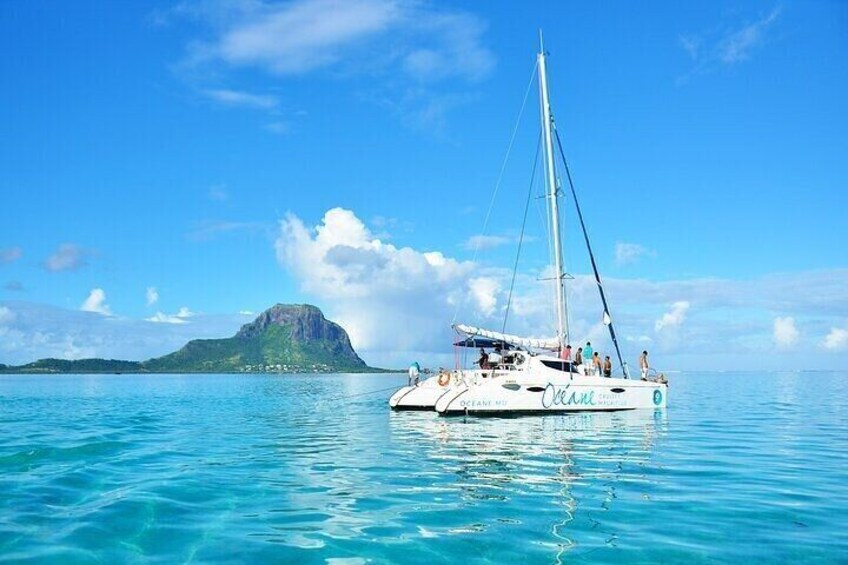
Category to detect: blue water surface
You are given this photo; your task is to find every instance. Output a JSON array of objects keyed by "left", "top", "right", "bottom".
[{"left": 1, "top": 371, "right": 846, "bottom": 564}]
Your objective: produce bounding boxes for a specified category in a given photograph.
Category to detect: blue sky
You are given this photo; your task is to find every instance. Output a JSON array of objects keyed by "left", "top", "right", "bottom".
[{"left": 1, "top": 0, "right": 846, "bottom": 370}]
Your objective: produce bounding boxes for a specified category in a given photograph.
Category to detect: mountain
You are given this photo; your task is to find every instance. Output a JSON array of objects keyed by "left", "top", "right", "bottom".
[{"left": 2, "top": 304, "right": 379, "bottom": 374}]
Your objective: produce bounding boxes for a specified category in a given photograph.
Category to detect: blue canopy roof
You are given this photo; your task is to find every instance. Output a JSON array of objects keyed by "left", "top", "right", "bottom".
[{"left": 453, "top": 337, "right": 512, "bottom": 349}]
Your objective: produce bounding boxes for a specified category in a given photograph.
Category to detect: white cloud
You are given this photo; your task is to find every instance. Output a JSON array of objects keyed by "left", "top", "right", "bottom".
[
  {"left": 178, "top": 0, "right": 494, "bottom": 131},
  {"left": 678, "top": 6, "right": 781, "bottom": 82},
  {"left": 239, "top": 310, "right": 255, "bottom": 316},
  {"left": 718, "top": 6, "right": 781, "bottom": 64},
  {"left": 275, "top": 207, "right": 477, "bottom": 356},
  {"left": 44, "top": 243, "right": 89, "bottom": 272},
  {"left": 823, "top": 328, "right": 848, "bottom": 351},
  {"left": 0, "top": 301, "right": 248, "bottom": 365},
  {"left": 146, "top": 286, "right": 159, "bottom": 306},
  {"left": 274, "top": 207, "right": 848, "bottom": 369},
  {"left": 773, "top": 316, "right": 799, "bottom": 348},
  {"left": 0, "top": 246, "right": 22, "bottom": 264},
  {"left": 0, "top": 305, "right": 15, "bottom": 325},
  {"left": 146, "top": 306, "right": 195, "bottom": 324},
  {"left": 469, "top": 277, "right": 500, "bottom": 317},
  {"left": 202, "top": 88, "right": 279, "bottom": 109},
  {"left": 655, "top": 301, "right": 690, "bottom": 332},
  {"left": 615, "top": 242, "right": 653, "bottom": 266},
  {"left": 214, "top": 0, "right": 402, "bottom": 74},
  {"left": 177, "top": 307, "right": 195, "bottom": 318},
  {"left": 80, "top": 288, "right": 112, "bottom": 316},
  {"left": 463, "top": 234, "right": 511, "bottom": 251}
]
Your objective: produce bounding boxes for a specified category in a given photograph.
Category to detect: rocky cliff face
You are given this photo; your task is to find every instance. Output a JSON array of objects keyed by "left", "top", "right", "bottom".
[
  {"left": 236, "top": 304, "right": 349, "bottom": 344},
  {"left": 142, "top": 303, "right": 370, "bottom": 373}
]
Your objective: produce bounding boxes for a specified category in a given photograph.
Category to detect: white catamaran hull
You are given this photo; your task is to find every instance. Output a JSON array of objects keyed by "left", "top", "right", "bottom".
[
  {"left": 389, "top": 373, "right": 464, "bottom": 410},
  {"left": 433, "top": 359, "right": 667, "bottom": 415}
]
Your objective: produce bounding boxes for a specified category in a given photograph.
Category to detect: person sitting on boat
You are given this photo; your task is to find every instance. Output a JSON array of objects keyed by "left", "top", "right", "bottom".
[
  {"left": 639, "top": 350, "right": 649, "bottom": 380},
  {"left": 478, "top": 348, "right": 490, "bottom": 370},
  {"left": 592, "top": 352, "right": 602, "bottom": 376},
  {"left": 488, "top": 344, "right": 503, "bottom": 368},
  {"left": 408, "top": 361, "right": 420, "bottom": 385},
  {"left": 574, "top": 347, "right": 583, "bottom": 368},
  {"left": 603, "top": 355, "right": 612, "bottom": 378},
  {"left": 560, "top": 344, "right": 572, "bottom": 361}
]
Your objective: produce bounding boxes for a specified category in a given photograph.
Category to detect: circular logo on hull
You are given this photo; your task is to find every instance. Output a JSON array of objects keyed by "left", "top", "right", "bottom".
[{"left": 653, "top": 390, "right": 662, "bottom": 406}]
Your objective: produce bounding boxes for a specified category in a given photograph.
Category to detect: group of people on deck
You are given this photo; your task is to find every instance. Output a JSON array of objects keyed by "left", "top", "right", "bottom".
[
  {"left": 559, "top": 341, "right": 612, "bottom": 377},
  {"left": 560, "top": 341, "right": 651, "bottom": 380},
  {"left": 475, "top": 340, "right": 652, "bottom": 380}
]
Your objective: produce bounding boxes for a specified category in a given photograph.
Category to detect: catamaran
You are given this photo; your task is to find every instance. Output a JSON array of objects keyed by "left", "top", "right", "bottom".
[{"left": 390, "top": 36, "right": 668, "bottom": 415}]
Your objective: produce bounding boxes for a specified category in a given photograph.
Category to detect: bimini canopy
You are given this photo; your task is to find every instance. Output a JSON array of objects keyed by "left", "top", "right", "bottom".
[
  {"left": 453, "top": 324, "right": 559, "bottom": 351},
  {"left": 453, "top": 336, "right": 511, "bottom": 349}
]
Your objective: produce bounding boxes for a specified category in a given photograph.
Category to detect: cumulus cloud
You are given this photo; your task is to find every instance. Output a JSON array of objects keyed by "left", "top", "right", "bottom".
[
  {"left": 823, "top": 328, "right": 848, "bottom": 351},
  {"left": 146, "top": 307, "right": 195, "bottom": 324},
  {"left": 468, "top": 277, "right": 500, "bottom": 317},
  {"left": 0, "top": 305, "right": 15, "bottom": 325},
  {"left": 44, "top": 243, "right": 89, "bottom": 272},
  {"left": 615, "top": 242, "right": 653, "bottom": 266},
  {"left": 773, "top": 316, "right": 799, "bottom": 348},
  {"left": 274, "top": 207, "right": 848, "bottom": 369},
  {"left": 146, "top": 286, "right": 159, "bottom": 306},
  {"left": 0, "top": 246, "right": 22, "bottom": 264},
  {"left": 655, "top": 301, "right": 690, "bottom": 332},
  {"left": 276, "top": 207, "right": 480, "bottom": 362},
  {"left": 80, "top": 288, "right": 112, "bottom": 316}
]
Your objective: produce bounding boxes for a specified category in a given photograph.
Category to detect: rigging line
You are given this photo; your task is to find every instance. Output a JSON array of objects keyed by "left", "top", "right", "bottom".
[
  {"left": 452, "top": 59, "right": 539, "bottom": 325},
  {"left": 324, "top": 384, "right": 404, "bottom": 403},
  {"left": 502, "top": 129, "right": 543, "bottom": 334},
  {"left": 552, "top": 122, "right": 629, "bottom": 378}
]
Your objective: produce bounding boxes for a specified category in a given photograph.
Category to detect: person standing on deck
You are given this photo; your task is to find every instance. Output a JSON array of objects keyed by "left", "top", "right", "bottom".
[
  {"left": 592, "top": 352, "right": 602, "bottom": 376},
  {"left": 584, "top": 342, "right": 594, "bottom": 363},
  {"left": 560, "top": 344, "right": 572, "bottom": 361},
  {"left": 478, "top": 348, "right": 490, "bottom": 370},
  {"left": 639, "top": 351, "right": 649, "bottom": 380},
  {"left": 575, "top": 347, "right": 583, "bottom": 368},
  {"left": 603, "top": 356, "right": 612, "bottom": 378},
  {"left": 583, "top": 342, "right": 594, "bottom": 375},
  {"left": 408, "top": 361, "right": 420, "bottom": 385}
]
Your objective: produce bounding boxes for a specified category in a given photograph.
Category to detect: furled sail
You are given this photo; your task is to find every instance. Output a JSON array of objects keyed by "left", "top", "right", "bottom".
[{"left": 453, "top": 323, "right": 559, "bottom": 350}]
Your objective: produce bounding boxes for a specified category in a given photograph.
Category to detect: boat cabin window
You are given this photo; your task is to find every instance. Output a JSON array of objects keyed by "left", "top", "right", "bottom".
[{"left": 541, "top": 360, "right": 578, "bottom": 373}]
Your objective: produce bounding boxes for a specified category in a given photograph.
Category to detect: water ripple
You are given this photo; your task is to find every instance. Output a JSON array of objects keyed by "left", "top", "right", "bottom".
[{"left": 0, "top": 372, "right": 846, "bottom": 563}]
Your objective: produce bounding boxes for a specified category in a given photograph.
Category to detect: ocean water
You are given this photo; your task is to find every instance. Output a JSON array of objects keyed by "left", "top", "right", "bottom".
[{"left": 0, "top": 372, "right": 846, "bottom": 564}]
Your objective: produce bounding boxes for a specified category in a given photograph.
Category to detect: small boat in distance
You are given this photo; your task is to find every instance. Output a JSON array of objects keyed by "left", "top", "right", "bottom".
[{"left": 390, "top": 34, "right": 668, "bottom": 415}]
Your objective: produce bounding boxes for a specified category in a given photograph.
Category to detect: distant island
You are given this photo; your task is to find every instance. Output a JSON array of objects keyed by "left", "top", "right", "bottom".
[{"left": 0, "top": 304, "right": 386, "bottom": 374}]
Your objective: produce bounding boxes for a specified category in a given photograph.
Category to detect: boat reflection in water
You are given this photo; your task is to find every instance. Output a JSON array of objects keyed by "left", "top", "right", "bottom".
[{"left": 388, "top": 409, "right": 668, "bottom": 562}]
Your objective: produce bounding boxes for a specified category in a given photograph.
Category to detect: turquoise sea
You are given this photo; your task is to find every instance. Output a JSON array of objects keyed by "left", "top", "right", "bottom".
[{"left": 1, "top": 371, "right": 846, "bottom": 564}]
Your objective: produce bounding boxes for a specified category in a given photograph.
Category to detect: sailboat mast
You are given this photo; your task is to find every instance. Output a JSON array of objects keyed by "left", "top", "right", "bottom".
[{"left": 538, "top": 37, "right": 567, "bottom": 346}]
